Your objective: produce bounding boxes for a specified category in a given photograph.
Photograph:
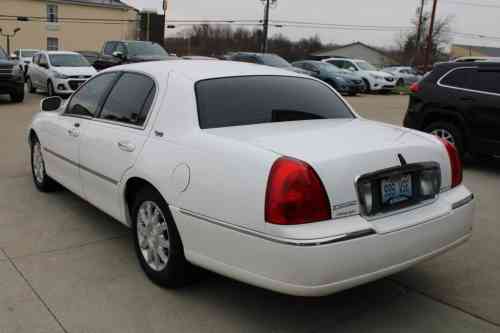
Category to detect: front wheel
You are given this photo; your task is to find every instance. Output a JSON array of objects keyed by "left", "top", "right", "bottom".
[
  {"left": 362, "top": 79, "right": 371, "bottom": 93},
  {"left": 27, "top": 77, "right": 36, "bottom": 93},
  {"left": 31, "top": 137, "right": 59, "bottom": 192},
  {"left": 47, "top": 81, "right": 55, "bottom": 97},
  {"left": 10, "top": 87, "right": 24, "bottom": 103},
  {"left": 131, "top": 187, "right": 191, "bottom": 288}
]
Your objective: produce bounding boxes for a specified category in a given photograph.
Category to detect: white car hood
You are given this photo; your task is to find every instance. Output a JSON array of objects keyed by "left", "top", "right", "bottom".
[{"left": 52, "top": 66, "right": 97, "bottom": 77}]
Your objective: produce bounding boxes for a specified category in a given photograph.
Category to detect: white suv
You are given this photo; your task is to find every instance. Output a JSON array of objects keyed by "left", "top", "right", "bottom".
[
  {"left": 322, "top": 58, "right": 396, "bottom": 92},
  {"left": 27, "top": 51, "right": 97, "bottom": 96}
]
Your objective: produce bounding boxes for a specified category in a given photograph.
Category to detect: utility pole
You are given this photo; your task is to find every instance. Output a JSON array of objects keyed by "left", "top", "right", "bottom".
[
  {"left": 414, "top": 0, "right": 425, "bottom": 64},
  {"left": 261, "top": 0, "right": 271, "bottom": 53},
  {"left": 0, "top": 28, "right": 21, "bottom": 55},
  {"left": 424, "top": 0, "right": 438, "bottom": 71}
]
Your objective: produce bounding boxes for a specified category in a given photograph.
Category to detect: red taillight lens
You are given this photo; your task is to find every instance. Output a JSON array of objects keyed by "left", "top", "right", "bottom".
[
  {"left": 440, "top": 139, "right": 463, "bottom": 188},
  {"left": 265, "top": 157, "right": 331, "bottom": 225},
  {"left": 410, "top": 82, "right": 421, "bottom": 93}
]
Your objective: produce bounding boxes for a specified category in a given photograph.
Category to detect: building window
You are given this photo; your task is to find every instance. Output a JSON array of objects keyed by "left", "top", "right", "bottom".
[
  {"left": 47, "top": 37, "right": 59, "bottom": 51},
  {"left": 47, "top": 3, "right": 58, "bottom": 23}
]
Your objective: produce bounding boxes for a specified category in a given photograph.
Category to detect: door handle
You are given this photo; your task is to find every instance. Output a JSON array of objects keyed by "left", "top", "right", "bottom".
[
  {"left": 67, "top": 129, "right": 79, "bottom": 137},
  {"left": 118, "top": 141, "right": 135, "bottom": 152}
]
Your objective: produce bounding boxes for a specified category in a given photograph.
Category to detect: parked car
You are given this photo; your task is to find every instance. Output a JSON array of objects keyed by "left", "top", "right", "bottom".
[
  {"left": 323, "top": 58, "right": 396, "bottom": 92},
  {"left": 382, "top": 66, "right": 421, "bottom": 86},
  {"left": 93, "top": 40, "right": 176, "bottom": 70},
  {"left": 293, "top": 60, "right": 365, "bottom": 95},
  {"left": 404, "top": 61, "right": 500, "bottom": 159},
  {"left": 12, "top": 48, "right": 39, "bottom": 77},
  {"left": 453, "top": 56, "right": 500, "bottom": 63},
  {"left": 28, "top": 60, "right": 474, "bottom": 297},
  {"left": 0, "top": 47, "right": 25, "bottom": 103},
  {"left": 76, "top": 51, "right": 100, "bottom": 66},
  {"left": 230, "top": 52, "right": 314, "bottom": 75},
  {"left": 182, "top": 56, "right": 218, "bottom": 60},
  {"left": 27, "top": 51, "right": 97, "bottom": 97}
]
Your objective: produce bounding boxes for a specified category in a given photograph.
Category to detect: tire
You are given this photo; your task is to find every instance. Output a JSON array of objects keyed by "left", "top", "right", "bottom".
[
  {"left": 396, "top": 78, "right": 405, "bottom": 86},
  {"left": 30, "top": 136, "right": 59, "bottom": 192},
  {"left": 47, "top": 80, "right": 55, "bottom": 97},
  {"left": 362, "top": 78, "right": 371, "bottom": 93},
  {"left": 10, "top": 87, "right": 25, "bottom": 103},
  {"left": 424, "top": 121, "right": 465, "bottom": 158},
  {"left": 27, "top": 77, "right": 36, "bottom": 93},
  {"left": 131, "top": 186, "right": 191, "bottom": 288}
]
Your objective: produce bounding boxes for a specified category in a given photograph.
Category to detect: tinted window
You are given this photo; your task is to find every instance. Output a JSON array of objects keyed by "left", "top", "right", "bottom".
[
  {"left": 475, "top": 70, "right": 500, "bottom": 94},
  {"left": 66, "top": 73, "right": 118, "bottom": 117},
  {"left": 196, "top": 76, "right": 354, "bottom": 129},
  {"left": 99, "top": 73, "right": 155, "bottom": 126},
  {"left": 39, "top": 54, "right": 48, "bottom": 66},
  {"left": 258, "top": 54, "right": 291, "bottom": 68},
  {"left": 103, "top": 42, "right": 117, "bottom": 56},
  {"left": 440, "top": 68, "right": 476, "bottom": 90},
  {"left": 126, "top": 41, "right": 168, "bottom": 57}
]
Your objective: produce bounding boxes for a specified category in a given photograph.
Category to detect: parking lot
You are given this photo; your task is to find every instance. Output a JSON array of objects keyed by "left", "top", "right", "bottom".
[{"left": 0, "top": 91, "right": 499, "bottom": 333}]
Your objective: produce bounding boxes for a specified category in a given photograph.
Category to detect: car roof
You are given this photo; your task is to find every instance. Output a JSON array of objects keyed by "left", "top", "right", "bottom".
[
  {"left": 104, "top": 60, "right": 306, "bottom": 82},
  {"left": 38, "top": 51, "right": 82, "bottom": 55},
  {"left": 435, "top": 61, "right": 500, "bottom": 71}
]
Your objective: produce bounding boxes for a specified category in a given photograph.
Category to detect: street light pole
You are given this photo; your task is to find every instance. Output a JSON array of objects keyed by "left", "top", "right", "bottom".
[
  {"left": 415, "top": 0, "right": 425, "bottom": 64},
  {"left": 424, "top": 0, "right": 438, "bottom": 70},
  {"left": 261, "top": 0, "right": 271, "bottom": 53}
]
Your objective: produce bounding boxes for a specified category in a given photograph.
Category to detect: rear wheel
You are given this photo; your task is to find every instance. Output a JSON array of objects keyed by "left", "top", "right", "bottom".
[
  {"left": 362, "top": 78, "right": 371, "bottom": 93},
  {"left": 425, "top": 121, "right": 465, "bottom": 158},
  {"left": 131, "top": 187, "right": 191, "bottom": 288}
]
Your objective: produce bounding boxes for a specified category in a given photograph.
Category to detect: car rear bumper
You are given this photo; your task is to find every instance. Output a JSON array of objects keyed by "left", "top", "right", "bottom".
[{"left": 173, "top": 186, "right": 475, "bottom": 296}]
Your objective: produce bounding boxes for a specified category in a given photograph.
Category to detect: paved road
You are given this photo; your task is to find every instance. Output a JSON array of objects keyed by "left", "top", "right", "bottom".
[{"left": 0, "top": 91, "right": 499, "bottom": 333}]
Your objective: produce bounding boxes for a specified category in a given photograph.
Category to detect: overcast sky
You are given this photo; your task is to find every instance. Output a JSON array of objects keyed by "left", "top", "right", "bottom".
[{"left": 123, "top": 0, "right": 500, "bottom": 48}]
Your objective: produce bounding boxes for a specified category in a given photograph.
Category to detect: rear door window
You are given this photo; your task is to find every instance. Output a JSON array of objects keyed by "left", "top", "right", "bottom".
[
  {"left": 440, "top": 68, "right": 476, "bottom": 90},
  {"left": 475, "top": 70, "right": 500, "bottom": 94},
  {"left": 103, "top": 42, "right": 117, "bottom": 56},
  {"left": 98, "top": 72, "right": 156, "bottom": 126},
  {"left": 196, "top": 76, "right": 354, "bottom": 129}
]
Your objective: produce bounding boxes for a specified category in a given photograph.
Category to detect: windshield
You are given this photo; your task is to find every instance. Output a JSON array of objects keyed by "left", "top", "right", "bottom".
[
  {"left": 196, "top": 76, "right": 354, "bottom": 129},
  {"left": 355, "top": 61, "right": 377, "bottom": 71},
  {"left": 21, "top": 50, "right": 37, "bottom": 58},
  {"left": 49, "top": 54, "right": 90, "bottom": 67},
  {"left": 126, "top": 42, "right": 168, "bottom": 57},
  {"left": 259, "top": 54, "right": 292, "bottom": 68},
  {"left": 317, "top": 62, "right": 342, "bottom": 73}
]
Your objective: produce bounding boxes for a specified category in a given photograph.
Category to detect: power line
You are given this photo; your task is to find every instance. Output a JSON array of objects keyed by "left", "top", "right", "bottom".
[{"left": 440, "top": 0, "right": 500, "bottom": 9}]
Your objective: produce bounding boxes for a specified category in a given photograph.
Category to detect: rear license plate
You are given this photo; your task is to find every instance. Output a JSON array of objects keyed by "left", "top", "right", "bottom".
[{"left": 381, "top": 174, "right": 412, "bottom": 205}]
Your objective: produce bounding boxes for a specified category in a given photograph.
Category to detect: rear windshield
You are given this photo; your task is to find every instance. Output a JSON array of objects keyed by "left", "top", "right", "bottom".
[{"left": 195, "top": 76, "right": 354, "bottom": 129}]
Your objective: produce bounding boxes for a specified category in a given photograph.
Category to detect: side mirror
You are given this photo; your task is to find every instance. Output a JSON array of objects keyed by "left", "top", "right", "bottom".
[
  {"left": 41, "top": 96, "right": 63, "bottom": 112},
  {"left": 112, "top": 51, "right": 124, "bottom": 60}
]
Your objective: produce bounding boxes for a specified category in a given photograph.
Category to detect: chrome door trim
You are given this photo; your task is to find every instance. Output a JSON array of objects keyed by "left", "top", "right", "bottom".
[
  {"left": 178, "top": 208, "right": 375, "bottom": 247},
  {"left": 437, "top": 66, "right": 500, "bottom": 97}
]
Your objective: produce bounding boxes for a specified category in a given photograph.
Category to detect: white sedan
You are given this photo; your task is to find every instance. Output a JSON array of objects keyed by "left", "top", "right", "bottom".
[{"left": 28, "top": 61, "right": 475, "bottom": 296}]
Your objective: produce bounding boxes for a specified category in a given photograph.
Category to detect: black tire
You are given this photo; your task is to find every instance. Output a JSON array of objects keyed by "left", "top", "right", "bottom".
[
  {"left": 131, "top": 186, "right": 191, "bottom": 288},
  {"left": 396, "top": 78, "right": 405, "bottom": 86},
  {"left": 47, "top": 81, "right": 55, "bottom": 97},
  {"left": 30, "top": 136, "right": 59, "bottom": 192},
  {"left": 362, "top": 78, "right": 371, "bottom": 93},
  {"left": 27, "top": 77, "right": 36, "bottom": 93},
  {"left": 10, "top": 87, "right": 25, "bottom": 103},
  {"left": 424, "top": 121, "right": 465, "bottom": 158},
  {"left": 325, "top": 79, "right": 338, "bottom": 90}
]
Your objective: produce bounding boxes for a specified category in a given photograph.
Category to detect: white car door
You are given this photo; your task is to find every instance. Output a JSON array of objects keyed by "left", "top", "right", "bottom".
[
  {"left": 78, "top": 72, "right": 156, "bottom": 220},
  {"left": 29, "top": 54, "right": 41, "bottom": 87},
  {"left": 44, "top": 72, "right": 121, "bottom": 196},
  {"left": 37, "top": 54, "right": 50, "bottom": 89}
]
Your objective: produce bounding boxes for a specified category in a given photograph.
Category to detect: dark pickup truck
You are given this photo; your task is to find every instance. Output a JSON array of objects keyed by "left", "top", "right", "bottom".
[
  {"left": 93, "top": 40, "right": 175, "bottom": 71},
  {"left": 0, "top": 47, "right": 25, "bottom": 103}
]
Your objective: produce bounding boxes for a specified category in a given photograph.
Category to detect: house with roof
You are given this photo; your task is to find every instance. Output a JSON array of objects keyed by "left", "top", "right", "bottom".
[
  {"left": 451, "top": 43, "right": 500, "bottom": 59},
  {"left": 311, "top": 41, "right": 397, "bottom": 68},
  {"left": 0, "top": 0, "right": 139, "bottom": 53}
]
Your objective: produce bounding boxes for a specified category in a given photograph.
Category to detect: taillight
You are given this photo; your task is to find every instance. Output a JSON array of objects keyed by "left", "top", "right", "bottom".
[
  {"left": 265, "top": 157, "right": 331, "bottom": 225},
  {"left": 410, "top": 82, "right": 421, "bottom": 93},
  {"left": 440, "top": 139, "right": 463, "bottom": 188}
]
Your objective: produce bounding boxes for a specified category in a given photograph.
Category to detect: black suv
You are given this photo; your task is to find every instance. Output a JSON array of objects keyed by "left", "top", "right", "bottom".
[
  {"left": 93, "top": 40, "right": 175, "bottom": 71},
  {"left": 0, "top": 47, "right": 25, "bottom": 103},
  {"left": 404, "top": 62, "right": 500, "bottom": 158}
]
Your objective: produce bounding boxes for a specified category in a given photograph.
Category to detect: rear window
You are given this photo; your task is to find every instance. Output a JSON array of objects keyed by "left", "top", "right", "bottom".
[{"left": 195, "top": 76, "right": 354, "bottom": 129}]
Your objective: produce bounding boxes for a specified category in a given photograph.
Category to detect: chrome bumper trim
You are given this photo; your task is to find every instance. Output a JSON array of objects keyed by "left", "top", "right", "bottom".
[
  {"left": 452, "top": 194, "right": 474, "bottom": 210},
  {"left": 179, "top": 208, "right": 375, "bottom": 247}
]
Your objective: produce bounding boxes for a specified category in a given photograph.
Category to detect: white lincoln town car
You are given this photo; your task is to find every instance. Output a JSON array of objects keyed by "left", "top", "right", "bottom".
[{"left": 28, "top": 61, "right": 475, "bottom": 296}]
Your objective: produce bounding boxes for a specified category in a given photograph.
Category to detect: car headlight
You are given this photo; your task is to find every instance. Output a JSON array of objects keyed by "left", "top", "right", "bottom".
[
  {"left": 52, "top": 71, "right": 68, "bottom": 79},
  {"left": 370, "top": 74, "right": 383, "bottom": 80}
]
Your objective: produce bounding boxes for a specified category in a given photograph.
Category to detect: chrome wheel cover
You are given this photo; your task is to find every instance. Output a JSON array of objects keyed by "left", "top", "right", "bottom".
[
  {"left": 431, "top": 128, "right": 456, "bottom": 145},
  {"left": 32, "top": 142, "right": 45, "bottom": 184},
  {"left": 136, "top": 201, "right": 170, "bottom": 272}
]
